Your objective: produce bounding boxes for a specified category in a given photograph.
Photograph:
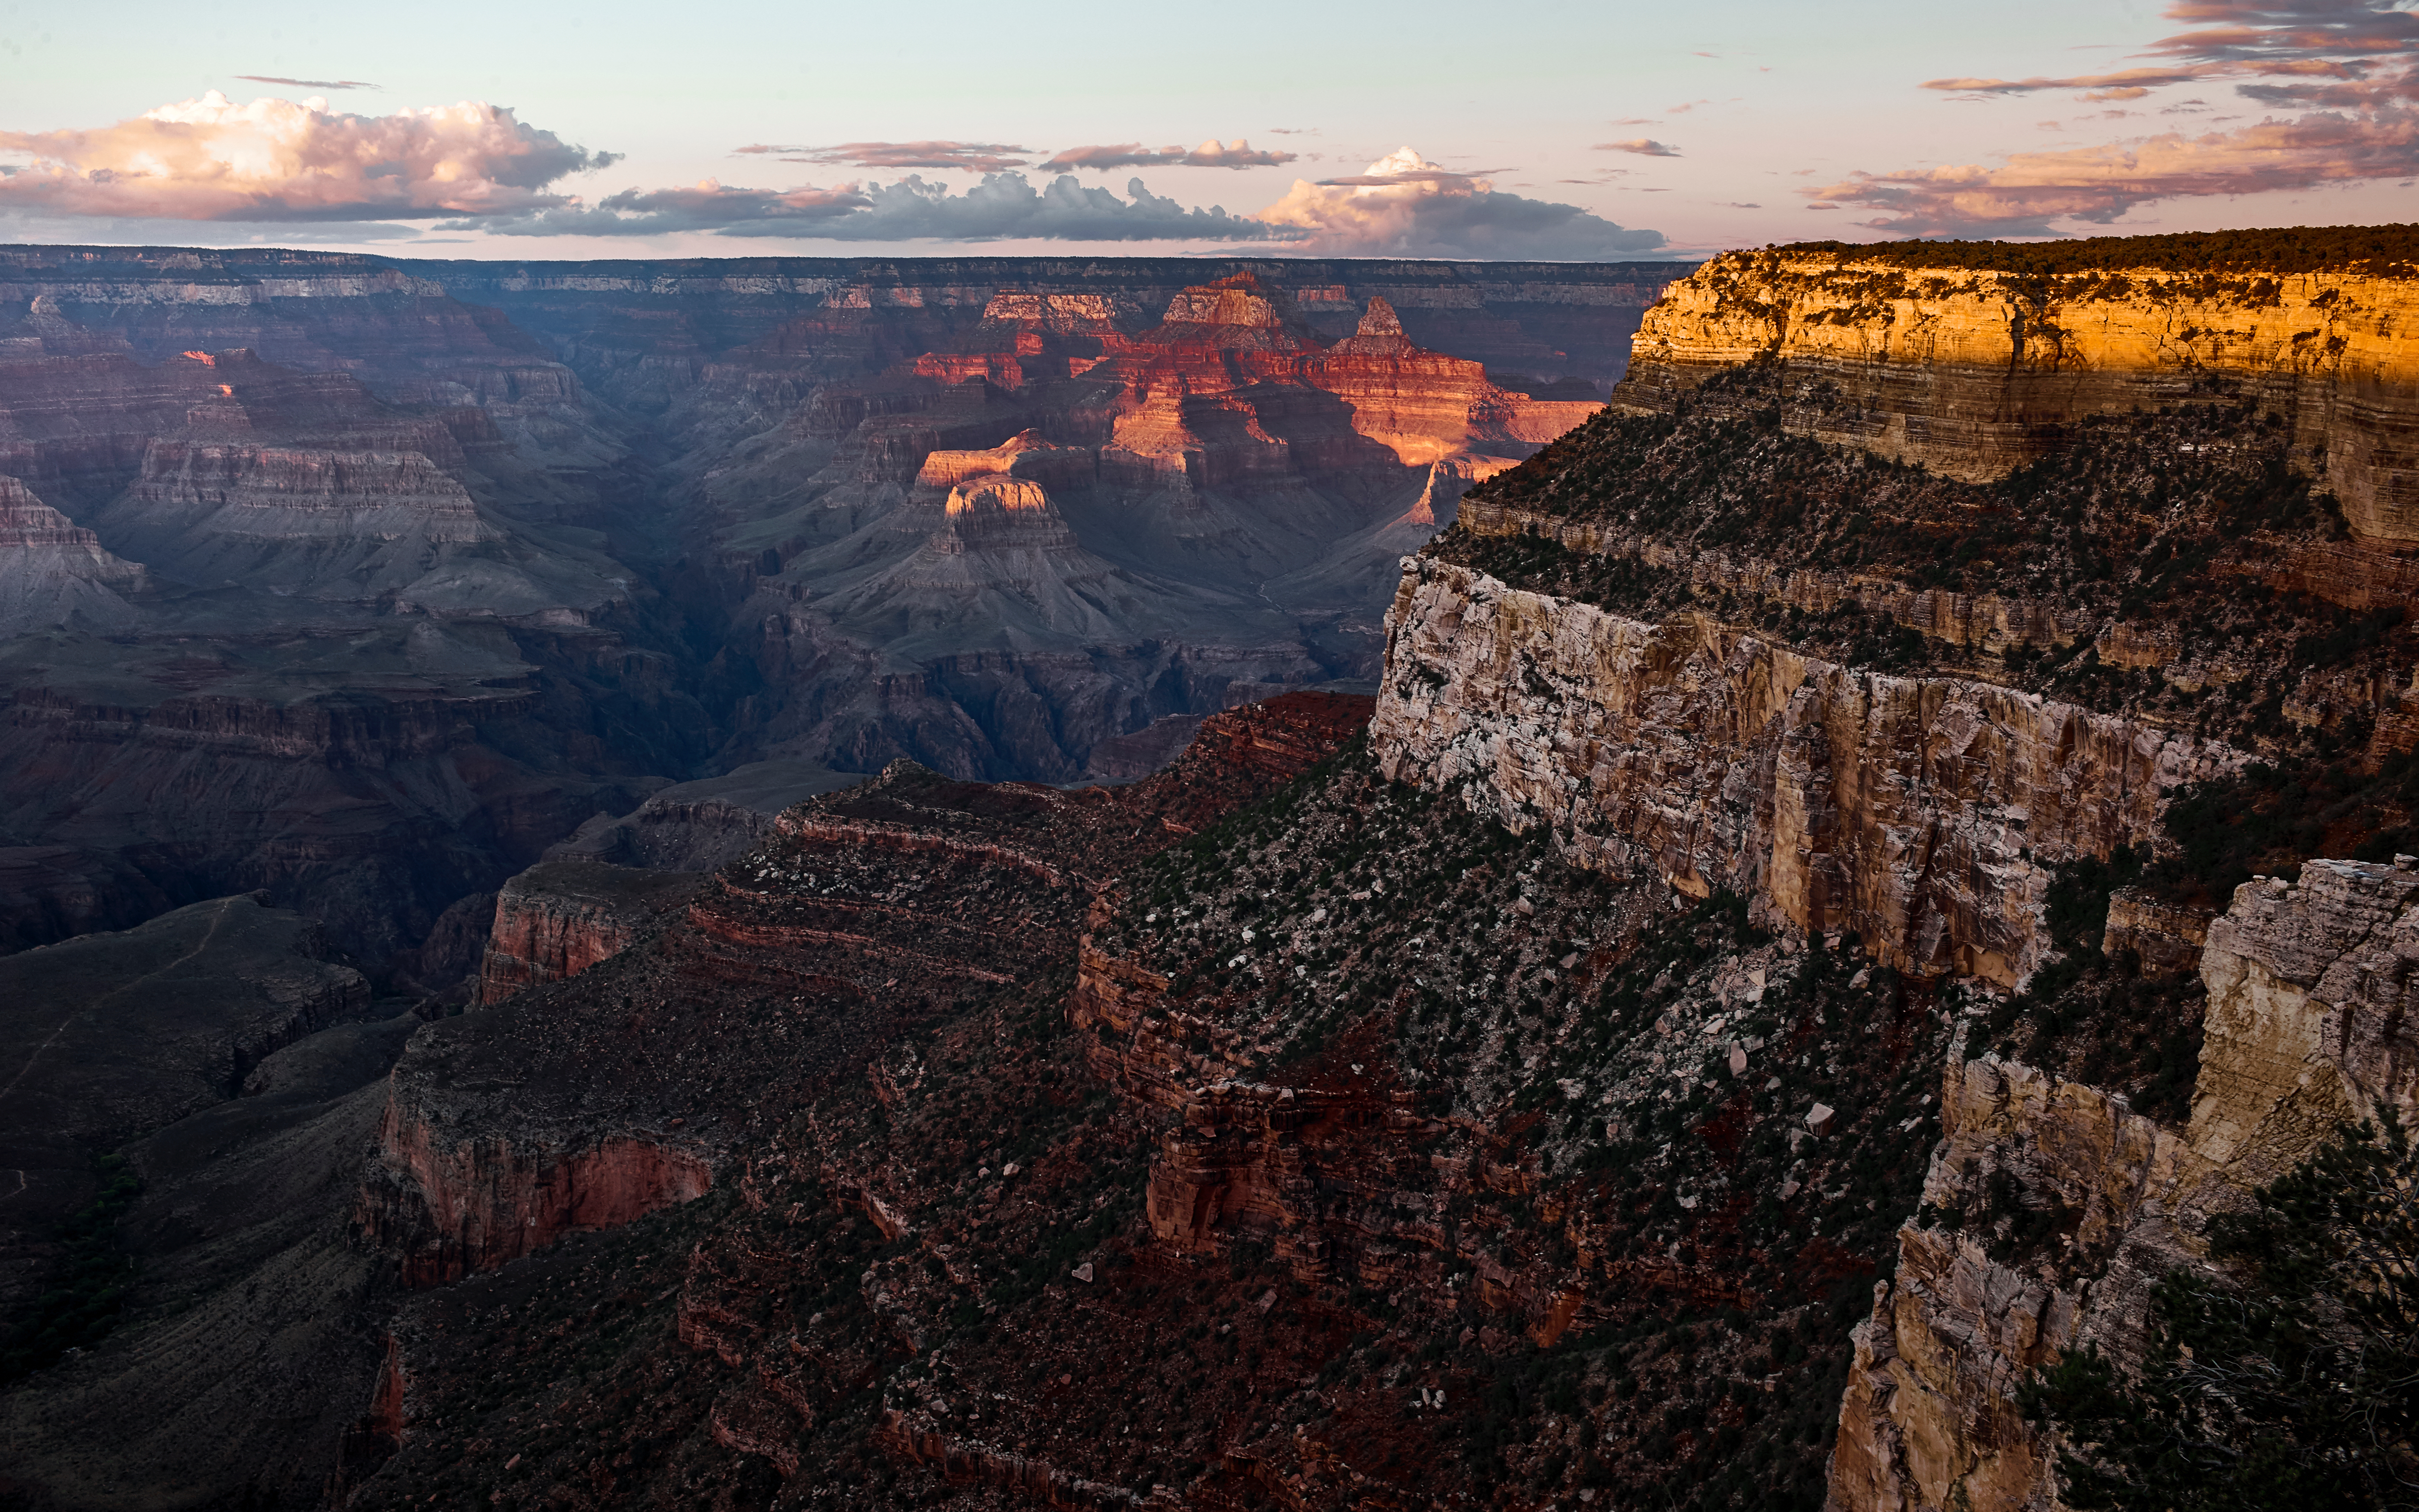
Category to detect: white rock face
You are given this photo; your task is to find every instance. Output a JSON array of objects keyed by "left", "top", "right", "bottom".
[
  {"left": 1369, "top": 558, "right": 2240, "bottom": 986},
  {"left": 1831, "top": 857, "right": 2419, "bottom": 1512}
]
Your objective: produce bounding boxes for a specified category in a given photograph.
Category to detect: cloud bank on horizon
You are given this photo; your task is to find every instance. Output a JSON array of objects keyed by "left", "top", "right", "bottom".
[
  {"left": 1822, "top": 0, "right": 2419, "bottom": 236},
  {"left": 1259, "top": 147, "right": 1666, "bottom": 257},
  {"left": 0, "top": 98, "right": 1665, "bottom": 257}
]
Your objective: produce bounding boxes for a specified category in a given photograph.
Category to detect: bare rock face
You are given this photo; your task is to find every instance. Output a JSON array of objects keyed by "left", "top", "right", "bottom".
[
  {"left": 1830, "top": 857, "right": 2419, "bottom": 1512},
  {"left": 0, "top": 473, "right": 145, "bottom": 635},
  {"left": 360, "top": 1106, "right": 713, "bottom": 1287},
  {"left": 2191, "top": 857, "right": 2419, "bottom": 1176},
  {"left": 475, "top": 857, "right": 704, "bottom": 1006},
  {"left": 1829, "top": 1056, "right": 2197, "bottom": 1512},
  {"left": 1372, "top": 558, "right": 2238, "bottom": 985},
  {"left": 1621, "top": 251, "right": 2419, "bottom": 545}
]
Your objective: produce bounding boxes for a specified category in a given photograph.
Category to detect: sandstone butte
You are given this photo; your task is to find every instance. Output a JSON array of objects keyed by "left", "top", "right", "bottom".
[{"left": 1621, "top": 249, "right": 2419, "bottom": 544}]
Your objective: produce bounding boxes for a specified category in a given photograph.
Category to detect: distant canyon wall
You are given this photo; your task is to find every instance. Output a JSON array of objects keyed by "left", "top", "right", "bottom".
[{"left": 412, "top": 255, "right": 1700, "bottom": 401}]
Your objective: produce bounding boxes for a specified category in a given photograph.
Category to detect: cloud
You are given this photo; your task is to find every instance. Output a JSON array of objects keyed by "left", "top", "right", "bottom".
[
  {"left": 1923, "top": 67, "right": 2210, "bottom": 95},
  {"left": 0, "top": 91, "right": 616, "bottom": 221},
  {"left": 1041, "top": 139, "right": 1296, "bottom": 171},
  {"left": 1611, "top": 117, "right": 1661, "bottom": 125},
  {"left": 1596, "top": 138, "right": 1682, "bottom": 156},
  {"left": 1920, "top": 1, "right": 2419, "bottom": 108},
  {"left": 234, "top": 75, "right": 378, "bottom": 90},
  {"left": 1667, "top": 99, "right": 1713, "bottom": 113},
  {"left": 1254, "top": 146, "right": 1663, "bottom": 258},
  {"left": 457, "top": 171, "right": 1293, "bottom": 242},
  {"left": 1836, "top": 0, "right": 2419, "bottom": 234},
  {"left": 1809, "top": 107, "right": 2419, "bottom": 235},
  {"left": 733, "top": 141, "right": 1033, "bottom": 171}
]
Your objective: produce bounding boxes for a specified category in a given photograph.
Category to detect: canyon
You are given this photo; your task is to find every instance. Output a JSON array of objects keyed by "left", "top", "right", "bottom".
[
  {"left": 0, "top": 246, "right": 1681, "bottom": 975},
  {"left": 3, "top": 227, "right": 2416, "bottom": 1512}
]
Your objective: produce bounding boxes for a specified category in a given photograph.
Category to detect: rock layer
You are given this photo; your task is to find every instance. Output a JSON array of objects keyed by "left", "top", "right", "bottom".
[
  {"left": 475, "top": 858, "right": 704, "bottom": 1005},
  {"left": 1371, "top": 557, "right": 2238, "bottom": 985},
  {"left": 1619, "top": 250, "right": 2419, "bottom": 544},
  {"left": 1830, "top": 857, "right": 2419, "bottom": 1512}
]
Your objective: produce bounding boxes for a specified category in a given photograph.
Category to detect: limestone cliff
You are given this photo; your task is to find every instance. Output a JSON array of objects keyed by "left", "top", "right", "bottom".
[
  {"left": 1620, "top": 249, "right": 2419, "bottom": 544},
  {"left": 1829, "top": 857, "right": 2419, "bottom": 1512},
  {"left": 1371, "top": 557, "right": 2238, "bottom": 987}
]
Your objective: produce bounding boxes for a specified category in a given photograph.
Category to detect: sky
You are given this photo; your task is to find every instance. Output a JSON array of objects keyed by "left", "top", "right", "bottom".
[{"left": 0, "top": 0, "right": 2413, "bottom": 260}]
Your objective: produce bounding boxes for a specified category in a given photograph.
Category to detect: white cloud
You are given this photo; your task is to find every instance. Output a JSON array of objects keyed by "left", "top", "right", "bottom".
[
  {"left": 734, "top": 141, "right": 1034, "bottom": 172},
  {"left": 0, "top": 92, "right": 615, "bottom": 221},
  {"left": 1254, "top": 147, "right": 1664, "bottom": 258},
  {"left": 1844, "top": 0, "right": 2419, "bottom": 233}
]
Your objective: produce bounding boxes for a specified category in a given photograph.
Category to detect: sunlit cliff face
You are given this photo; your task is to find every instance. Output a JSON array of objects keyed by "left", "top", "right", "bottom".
[{"left": 943, "top": 477, "right": 1051, "bottom": 517}]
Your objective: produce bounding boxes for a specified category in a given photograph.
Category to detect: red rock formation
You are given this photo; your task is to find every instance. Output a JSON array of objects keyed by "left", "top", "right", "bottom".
[
  {"left": 360, "top": 691, "right": 1373, "bottom": 1304},
  {"left": 359, "top": 1108, "right": 712, "bottom": 1286},
  {"left": 476, "top": 858, "right": 702, "bottom": 1005}
]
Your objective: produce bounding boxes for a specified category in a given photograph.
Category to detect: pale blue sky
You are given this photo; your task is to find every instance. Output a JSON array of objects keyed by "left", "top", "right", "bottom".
[{"left": 1, "top": 0, "right": 2409, "bottom": 257}]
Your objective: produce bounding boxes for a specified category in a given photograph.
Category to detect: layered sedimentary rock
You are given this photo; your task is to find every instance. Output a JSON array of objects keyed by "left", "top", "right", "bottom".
[
  {"left": 475, "top": 857, "right": 704, "bottom": 1005},
  {"left": 693, "top": 271, "right": 1619, "bottom": 781},
  {"left": 0, "top": 277, "right": 703, "bottom": 965},
  {"left": 357, "top": 695, "right": 1369, "bottom": 1310},
  {"left": 0, "top": 474, "right": 144, "bottom": 635},
  {"left": 1620, "top": 250, "right": 2419, "bottom": 543},
  {"left": 0, "top": 246, "right": 1652, "bottom": 965},
  {"left": 1831, "top": 857, "right": 2419, "bottom": 1512},
  {"left": 1372, "top": 557, "right": 2238, "bottom": 985},
  {"left": 418, "top": 254, "right": 1694, "bottom": 415},
  {"left": 361, "top": 1113, "right": 714, "bottom": 1287},
  {"left": 543, "top": 757, "right": 869, "bottom": 872}
]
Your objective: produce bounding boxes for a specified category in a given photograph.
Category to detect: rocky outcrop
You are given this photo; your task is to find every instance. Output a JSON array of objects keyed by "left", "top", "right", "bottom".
[
  {"left": 2189, "top": 857, "right": 2419, "bottom": 1174},
  {"left": 2098, "top": 887, "right": 2213, "bottom": 975},
  {"left": 359, "top": 1106, "right": 712, "bottom": 1286},
  {"left": 1620, "top": 250, "right": 2419, "bottom": 545},
  {"left": 0, "top": 473, "right": 145, "bottom": 635},
  {"left": 359, "top": 695, "right": 1368, "bottom": 1305},
  {"left": 475, "top": 857, "right": 703, "bottom": 1005},
  {"left": 1372, "top": 557, "right": 2239, "bottom": 986},
  {"left": 1830, "top": 856, "right": 2419, "bottom": 1512}
]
